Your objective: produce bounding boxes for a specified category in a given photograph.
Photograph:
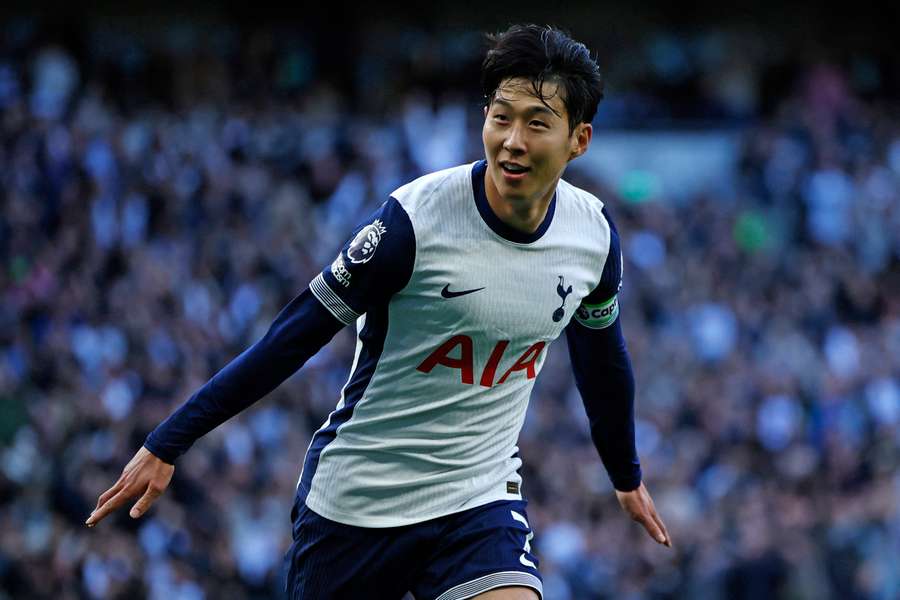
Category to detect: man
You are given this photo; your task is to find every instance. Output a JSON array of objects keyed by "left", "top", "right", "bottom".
[{"left": 87, "top": 24, "right": 672, "bottom": 599}]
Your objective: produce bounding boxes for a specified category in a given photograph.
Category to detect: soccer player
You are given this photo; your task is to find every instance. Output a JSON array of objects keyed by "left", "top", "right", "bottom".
[{"left": 87, "top": 24, "right": 671, "bottom": 599}]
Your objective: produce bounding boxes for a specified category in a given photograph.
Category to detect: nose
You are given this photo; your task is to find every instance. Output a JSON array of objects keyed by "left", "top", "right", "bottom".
[{"left": 502, "top": 122, "right": 526, "bottom": 154}]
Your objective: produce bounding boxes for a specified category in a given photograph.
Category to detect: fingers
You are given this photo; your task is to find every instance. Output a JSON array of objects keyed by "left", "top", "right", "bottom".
[
  {"left": 86, "top": 446, "right": 175, "bottom": 528},
  {"left": 619, "top": 484, "right": 672, "bottom": 548},
  {"left": 129, "top": 483, "right": 163, "bottom": 519},
  {"left": 649, "top": 508, "right": 672, "bottom": 547},
  {"left": 641, "top": 488, "right": 672, "bottom": 548},
  {"left": 636, "top": 510, "right": 668, "bottom": 546},
  {"left": 86, "top": 488, "right": 132, "bottom": 527},
  {"left": 94, "top": 480, "right": 123, "bottom": 512},
  {"left": 86, "top": 480, "right": 164, "bottom": 527}
]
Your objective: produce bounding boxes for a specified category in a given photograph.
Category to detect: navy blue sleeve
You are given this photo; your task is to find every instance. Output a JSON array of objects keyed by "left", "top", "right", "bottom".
[
  {"left": 142, "top": 197, "right": 415, "bottom": 464},
  {"left": 144, "top": 288, "right": 344, "bottom": 463},
  {"left": 309, "top": 197, "right": 416, "bottom": 324},
  {"left": 565, "top": 207, "right": 641, "bottom": 491},
  {"left": 582, "top": 206, "right": 623, "bottom": 306}
]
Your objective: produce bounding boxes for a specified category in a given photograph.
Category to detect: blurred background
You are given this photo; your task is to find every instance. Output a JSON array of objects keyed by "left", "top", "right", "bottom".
[{"left": 1, "top": 2, "right": 898, "bottom": 599}]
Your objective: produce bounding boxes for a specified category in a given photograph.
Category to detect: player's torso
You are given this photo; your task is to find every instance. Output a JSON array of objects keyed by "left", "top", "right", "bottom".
[
  {"left": 305, "top": 162, "right": 611, "bottom": 526},
  {"left": 386, "top": 162, "right": 610, "bottom": 391},
  {"left": 393, "top": 210, "right": 600, "bottom": 389}
]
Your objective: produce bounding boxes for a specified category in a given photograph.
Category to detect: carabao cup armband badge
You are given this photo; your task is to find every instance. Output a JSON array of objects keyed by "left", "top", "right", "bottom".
[
  {"left": 347, "top": 219, "right": 387, "bottom": 264},
  {"left": 574, "top": 295, "right": 619, "bottom": 329}
]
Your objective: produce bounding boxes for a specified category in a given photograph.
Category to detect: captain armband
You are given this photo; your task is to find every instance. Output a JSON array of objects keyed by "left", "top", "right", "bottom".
[{"left": 573, "top": 295, "right": 619, "bottom": 329}]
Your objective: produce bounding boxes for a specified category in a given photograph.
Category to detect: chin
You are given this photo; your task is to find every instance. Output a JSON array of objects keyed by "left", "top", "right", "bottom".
[{"left": 499, "top": 187, "right": 532, "bottom": 202}]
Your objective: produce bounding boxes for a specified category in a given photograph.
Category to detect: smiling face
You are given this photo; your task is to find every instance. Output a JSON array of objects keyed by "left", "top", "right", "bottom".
[{"left": 482, "top": 77, "right": 592, "bottom": 206}]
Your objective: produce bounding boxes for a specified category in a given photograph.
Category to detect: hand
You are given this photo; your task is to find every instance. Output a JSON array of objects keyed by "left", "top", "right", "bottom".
[
  {"left": 85, "top": 446, "right": 174, "bottom": 527},
  {"left": 615, "top": 481, "right": 672, "bottom": 547}
]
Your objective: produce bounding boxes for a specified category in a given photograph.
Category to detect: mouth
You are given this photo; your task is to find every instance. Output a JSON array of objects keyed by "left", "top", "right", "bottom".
[{"left": 499, "top": 161, "right": 530, "bottom": 179}]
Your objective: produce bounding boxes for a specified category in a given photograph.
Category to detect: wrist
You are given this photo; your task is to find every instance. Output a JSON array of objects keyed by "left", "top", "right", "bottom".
[{"left": 142, "top": 439, "right": 176, "bottom": 465}]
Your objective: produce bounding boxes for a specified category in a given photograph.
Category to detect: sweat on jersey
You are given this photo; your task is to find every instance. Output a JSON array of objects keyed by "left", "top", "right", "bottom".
[{"left": 144, "top": 160, "right": 641, "bottom": 528}]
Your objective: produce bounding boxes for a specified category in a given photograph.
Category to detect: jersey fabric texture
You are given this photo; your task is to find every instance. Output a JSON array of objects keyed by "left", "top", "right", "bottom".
[
  {"left": 301, "top": 160, "right": 635, "bottom": 527},
  {"left": 283, "top": 494, "right": 541, "bottom": 599}
]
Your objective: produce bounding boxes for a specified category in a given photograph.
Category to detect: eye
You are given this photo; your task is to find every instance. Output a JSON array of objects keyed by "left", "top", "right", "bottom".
[
  {"left": 493, "top": 114, "right": 509, "bottom": 122},
  {"left": 530, "top": 120, "right": 548, "bottom": 128}
]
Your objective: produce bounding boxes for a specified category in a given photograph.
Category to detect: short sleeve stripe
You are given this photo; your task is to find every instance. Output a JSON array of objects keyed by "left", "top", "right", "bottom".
[{"left": 310, "top": 274, "right": 361, "bottom": 325}]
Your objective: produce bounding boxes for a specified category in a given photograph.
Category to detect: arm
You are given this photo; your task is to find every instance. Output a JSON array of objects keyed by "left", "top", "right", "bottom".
[
  {"left": 143, "top": 288, "right": 344, "bottom": 463},
  {"left": 87, "top": 197, "right": 415, "bottom": 527},
  {"left": 565, "top": 317, "right": 641, "bottom": 491},
  {"left": 87, "top": 288, "right": 342, "bottom": 527},
  {"left": 565, "top": 207, "right": 671, "bottom": 547},
  {"left": 145, "top": 196, "right": 414, "bottom": 463}
]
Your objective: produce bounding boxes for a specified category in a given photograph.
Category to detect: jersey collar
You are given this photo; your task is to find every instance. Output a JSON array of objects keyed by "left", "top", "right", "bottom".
[{"left": 471, "top": 160, "right": 557, "bottom": 244}]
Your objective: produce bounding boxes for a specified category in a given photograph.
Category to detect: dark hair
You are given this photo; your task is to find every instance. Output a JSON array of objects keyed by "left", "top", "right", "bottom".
[{"left": 481, "top": 24, "right": 604, "bottom": 133}]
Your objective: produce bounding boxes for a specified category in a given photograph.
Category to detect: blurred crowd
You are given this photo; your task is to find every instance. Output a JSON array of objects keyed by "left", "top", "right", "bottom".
[{"left": 1, "top": 16, "right": 899, "bottom": 600}]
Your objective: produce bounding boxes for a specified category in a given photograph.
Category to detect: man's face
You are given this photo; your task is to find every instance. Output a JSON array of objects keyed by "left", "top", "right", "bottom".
[{"left": 482, "top": 77, "right": 591, "bottom": 204}]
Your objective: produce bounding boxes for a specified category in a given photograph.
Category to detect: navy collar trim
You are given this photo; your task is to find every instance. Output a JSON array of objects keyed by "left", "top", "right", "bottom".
[{"left": 471, "top": 160, "right": 556, "bottom": 244}]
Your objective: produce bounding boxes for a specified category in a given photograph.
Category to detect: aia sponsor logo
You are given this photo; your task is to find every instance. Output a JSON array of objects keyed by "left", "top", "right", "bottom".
[{"left": 416, "top": 336, "right": 546, "bottom": 387}]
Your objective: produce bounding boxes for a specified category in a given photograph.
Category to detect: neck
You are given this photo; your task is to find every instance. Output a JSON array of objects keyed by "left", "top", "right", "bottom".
[{"left": 484, "top": 170, "right": 558, "bottom": 234}]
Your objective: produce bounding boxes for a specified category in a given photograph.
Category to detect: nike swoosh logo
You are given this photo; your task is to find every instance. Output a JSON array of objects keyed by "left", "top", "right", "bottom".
[{"left": 441, "top": 284, "right": 485, "bottom": 299}]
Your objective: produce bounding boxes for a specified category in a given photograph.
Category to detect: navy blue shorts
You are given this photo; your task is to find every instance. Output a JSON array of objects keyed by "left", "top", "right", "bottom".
[{"left": 282, "top": 494, "right": 542, "bottom": 600}]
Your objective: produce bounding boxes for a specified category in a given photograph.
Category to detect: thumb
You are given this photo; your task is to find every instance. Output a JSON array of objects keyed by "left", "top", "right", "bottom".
[{"left": 129, "top": 483, "right": 163, "bottom": 519}]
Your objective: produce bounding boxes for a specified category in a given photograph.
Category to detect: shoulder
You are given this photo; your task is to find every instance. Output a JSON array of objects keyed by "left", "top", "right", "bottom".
[
  {"left": 557, "top": 177, "right": 608, "bottom": 225},
  {"left": 561, "top": 180, "right": 625, "bottom": 329},
  {"left": 312, "top": 196, "right": 417, "bottom": 323},
  {"left": 345, "top": 196, "right": 414, "bottom": 264},
  {"left": 555, "top": 177, "right": 617, "bottom": 252},
  {"left": 390, "top": 162, "right": 476, "bottom": 216},
  {"left": 554, "top": 177, "right": 620, "bottom": 260}
]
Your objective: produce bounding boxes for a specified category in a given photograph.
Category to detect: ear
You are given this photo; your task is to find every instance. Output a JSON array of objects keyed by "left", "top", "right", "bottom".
[
  {"left": 483, "top": 105, "right": 489, "bottom": 118},
  {"left": 569, "top": 123, "right": 593, "bottom": 161}
]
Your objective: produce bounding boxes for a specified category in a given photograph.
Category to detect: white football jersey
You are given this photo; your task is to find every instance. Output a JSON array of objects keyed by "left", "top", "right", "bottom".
[{"left": 301, "top": 160, "right": 619, "bottom": 527}]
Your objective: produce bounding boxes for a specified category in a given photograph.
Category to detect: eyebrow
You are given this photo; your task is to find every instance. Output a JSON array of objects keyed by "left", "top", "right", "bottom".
[{"left": 492, "top": 98, "right": 558, "bottom": 118}]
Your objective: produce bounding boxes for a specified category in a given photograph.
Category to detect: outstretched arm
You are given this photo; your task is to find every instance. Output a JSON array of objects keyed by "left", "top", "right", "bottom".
[
  {"left": 87, "top": 196, "right": 416, "bottom": 527},
  {"left": 143, "top": 288, "right": 344, "bottom": 463},
  {"left": 86, "top": 288, "right": 344, "bottom": 526}
]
